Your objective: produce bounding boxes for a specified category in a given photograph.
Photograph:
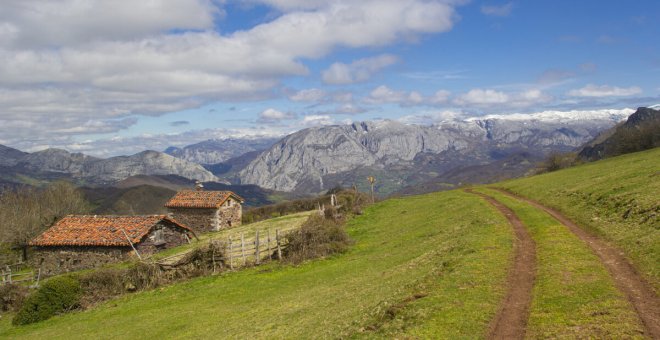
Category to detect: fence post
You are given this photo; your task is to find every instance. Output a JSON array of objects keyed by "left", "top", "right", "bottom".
[
  {"left": 267, "top": 229, "right": 272, "bottom": 261},
  {"left": 228, "top": 235, "right": 234, "bottom": 270},
  {"left": 276, "top": 229, "right": 282, "bottom": 260},
  {"left": 255, "top": 230, "right": 261, "bottom": 265},
  {"left": 7, "top": 267, "right": 11, "bottom": 284},
  {"left": 241, "top": 232, "right": 246, "bottom": 266}
]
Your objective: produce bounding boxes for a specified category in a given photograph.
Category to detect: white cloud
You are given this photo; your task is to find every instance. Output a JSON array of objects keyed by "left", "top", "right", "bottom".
[
  {"left": 0, "top": 0, "right": 461, "bottom": 148},
  {"left": 302, "top": 115, "right": 335, "bottom": 126},
  {"left": 568, "top": 84, "right": 642, "bottom": 97},
  {"left": 481, "top": 2, "right": 513, "bottom": 17},
  {"left": 454, "top": 88, "right": 552, "bottom": 108},
  {"left": 322, "top": 54, "right": 398, "bottom": 84},
  {"left": 0, "top": 0, "right": 218, "bottom": 48},
  {"left": 430, "top": 90, "right": 451, "bottom": 103},
  {"left": 289, "top": 88, "right": 327, "bottom": 102},
  {"left": 365, "top": 85, "right": 451, "bottom": 106},
  {"left": 258, "top": 108, "right": 296, "bottom": 122},
  {"left": 454, "top": 89, "right": 509, "bottom": 105}
]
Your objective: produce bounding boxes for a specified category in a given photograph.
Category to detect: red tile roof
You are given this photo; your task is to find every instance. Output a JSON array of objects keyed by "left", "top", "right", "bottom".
[
  {"left": 164, "top": 190, "right": 244, "bottom": 209},
  {"left": 29, "top": 215, "right": 192, "bottom": 247}
]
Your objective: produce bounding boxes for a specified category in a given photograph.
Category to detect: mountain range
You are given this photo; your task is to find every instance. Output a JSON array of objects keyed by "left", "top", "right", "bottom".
[
  {"left": 2, "top": 107, "right": 651, "bottom": 198},
  {"left": 238, "top": 109, "right": 632, "bottom": 194},
  {"left": 0, "top": 147, "right": 218, "bottom": 186}
]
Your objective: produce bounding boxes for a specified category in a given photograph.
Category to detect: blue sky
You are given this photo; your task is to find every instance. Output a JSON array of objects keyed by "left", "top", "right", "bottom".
[{"left": 0, "top": 0, "right": 658, "bottom": 156}]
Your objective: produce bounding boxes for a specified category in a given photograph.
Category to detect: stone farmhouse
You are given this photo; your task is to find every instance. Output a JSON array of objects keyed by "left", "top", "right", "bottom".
[
  {"left": 165, "top": 189, "right": 244, "bottom": 234},
  {"left": 29, "top": 215, "right": 194, "bottom": 276}
]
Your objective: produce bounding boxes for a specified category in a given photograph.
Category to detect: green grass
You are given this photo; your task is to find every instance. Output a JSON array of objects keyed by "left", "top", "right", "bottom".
[
  {"left": 479, "top": 188, "right": 645, "bottom": 338},
  {"left": 0, "top": 191, "right": 513, "bottom": 339},
  {"left": 496, "top": 148, "right": 660, "bottom": 292}
]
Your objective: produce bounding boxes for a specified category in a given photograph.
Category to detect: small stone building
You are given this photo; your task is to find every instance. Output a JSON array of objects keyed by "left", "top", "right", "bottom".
[
  {"left": 29, "top": 215, "right": 194, "bottom": 276},
  {"left": 165, "top": 190, "right": 244, "bottom": 234}
]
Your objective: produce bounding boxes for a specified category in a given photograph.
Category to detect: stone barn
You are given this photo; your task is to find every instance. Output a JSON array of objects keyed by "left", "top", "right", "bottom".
[
  {"left": 165, "top": 190, "right": 244, "bottom": 234},
  {"left": 29, "top": 215, "right": 194, "bottom": 276}
]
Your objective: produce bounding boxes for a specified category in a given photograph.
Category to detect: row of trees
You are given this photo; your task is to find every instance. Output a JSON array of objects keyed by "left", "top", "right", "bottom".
[{"left": 0, "top": 182, "right": 90, "bottom": 262}]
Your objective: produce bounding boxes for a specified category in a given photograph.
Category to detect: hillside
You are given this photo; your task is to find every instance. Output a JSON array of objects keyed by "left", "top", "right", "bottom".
[
  {"left": 497, "top": 147, "right": 660, "bottom": 291},
  {"left": 1, "top": 147, "right": 657, "bottom": 338},
  {"left": 579, "top": 107, "right": 660, "bottom": 161},
  {"left": 1, "top": 191, "right": 516, "bottom": 338}
]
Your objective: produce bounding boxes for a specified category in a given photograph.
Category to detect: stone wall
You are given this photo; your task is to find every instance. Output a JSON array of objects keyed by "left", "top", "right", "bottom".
[
  {"left": 168, "top": 204, "right": 242, "bottom": 234},
  {"left": 136, "top": 222, "right": 190, "bottom": 255},
  {"left": 30, "top": 246, "right": 132, "bottom": 276},
  {"left": 217, "top": 203, "right": 242, "bottom": 229},
  {"left": 168, "top": 207, "right": 218, "bottom": 234}
]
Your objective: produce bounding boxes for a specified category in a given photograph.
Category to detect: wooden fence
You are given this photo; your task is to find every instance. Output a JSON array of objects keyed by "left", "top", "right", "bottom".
[
  {"left": 224, "top": 229, "right": 285, "bottom": 269},
  {"left": 1, "top": 263, "right": 41, "bottom": 288}
]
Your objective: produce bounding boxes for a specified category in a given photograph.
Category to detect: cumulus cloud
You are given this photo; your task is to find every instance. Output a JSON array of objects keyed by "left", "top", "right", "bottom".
[
  {"left": 454, "top": 88, "right": 551, "bottom": 108},
  {"left": 322, "top": 54, "right": 399, "bottom": 84},
  {"left": 365, "top": 85, "right": 451, "bottom": 106},
  {"left": 568, "top": 84, "right": 642, "bottom": 97},
  {"left": 258, "top": 108, "right": 296, "bottom": 122},
  {"left": 0, "top": 0, "right": 461, "bottom": 148},
  {"left": 481, "top": 2, "right": 513, "bottom": 17},
  {"left": 302, "top": 115, "right": 335, "bottom": 126},
  {"left": 455, "top": 89, "right": 509, "bottom": 105}
]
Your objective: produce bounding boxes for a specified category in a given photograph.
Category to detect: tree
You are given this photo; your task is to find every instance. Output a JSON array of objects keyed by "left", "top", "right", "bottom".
[{"left": 0, "top": 181, "right": 91, "bottom": 261}]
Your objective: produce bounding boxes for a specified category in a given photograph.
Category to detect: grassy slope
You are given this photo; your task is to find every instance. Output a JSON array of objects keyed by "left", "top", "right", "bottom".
[
  {"left": 480, "top": 188, "right": 644, "bottom": 338},
  {"left": 1, "top": 191, "right": 513, "bottom": 339},
  {"left": 496, "top": 148, "right": 660, "bottom": 292}
]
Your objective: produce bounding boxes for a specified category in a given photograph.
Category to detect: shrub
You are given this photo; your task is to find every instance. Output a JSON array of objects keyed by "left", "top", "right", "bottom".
[
  {"left": 0, "top": 284, "right": 29, "bottom": 312},
  {"left": 13, "top": 276, "right": 81, "bottom": 325},
  {"left": 284, "top": 214, "right": 353, "bottom": 264}
]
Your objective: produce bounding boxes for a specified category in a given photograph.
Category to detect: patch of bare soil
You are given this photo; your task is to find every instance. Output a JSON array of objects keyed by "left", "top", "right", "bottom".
[
  {"left": 493, "top": 188, "right": 660, "bottom": 339},
  {"left": 465, "top": 189, "right": 536, "bottom": 340}
]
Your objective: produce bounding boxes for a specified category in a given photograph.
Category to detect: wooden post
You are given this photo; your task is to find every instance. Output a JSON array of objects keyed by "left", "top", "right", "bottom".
[
  {"left": 267, "top": 229, "right": 272, "bottom": 261},
  {"left": 7, "top": 267, "right": 11, "bottom": 284},
  {"left": 276, "top": 229, "right": 282, "bottom": 260},
  {"left": 35, "top": 268, "right": 41, "bottom": 287},
  {"left": 241, "top": 232, "right": 246, "bottom": 265},
  {"left": 255, "top": 230, "right": 261, "bottom": 265},
  {"left": 211, "top": 240, "right": 217, "bottom": 273},
  {"left": 121, "top": 228, "right": 142, "bottom": 260},
  {"left": 228, "top": 236, "right": 234, "bottom": 270}
]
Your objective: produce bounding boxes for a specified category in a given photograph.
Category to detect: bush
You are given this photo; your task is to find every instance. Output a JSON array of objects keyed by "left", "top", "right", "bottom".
[
  {"left": 0, "top": 284, "right": 29, "bottom": 312},
  {"left": 284, "top": 214, "right": 353, "bottom": 264},
  {"left": 13, "top": 276, "right": 81, "bottom": 325},
  {"left": 538, "top": 152, "right": 578, "bottom": 173}
]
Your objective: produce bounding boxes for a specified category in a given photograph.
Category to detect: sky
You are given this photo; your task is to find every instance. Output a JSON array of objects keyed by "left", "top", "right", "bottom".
[{"left": 0, "top": 0, "right": 658, "bottom": 157}]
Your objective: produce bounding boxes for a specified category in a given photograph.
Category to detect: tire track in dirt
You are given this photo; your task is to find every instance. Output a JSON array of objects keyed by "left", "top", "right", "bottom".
[
  {"left": 465, "top": 189, "right": 536, "bottom": 340},
  {"left": 492, "top": 188, "right": 660, "bottom": 339}
]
